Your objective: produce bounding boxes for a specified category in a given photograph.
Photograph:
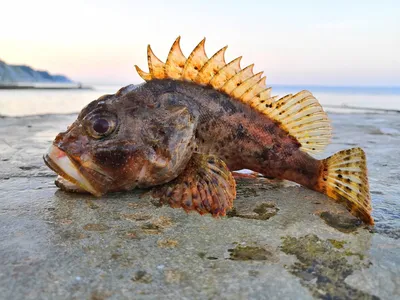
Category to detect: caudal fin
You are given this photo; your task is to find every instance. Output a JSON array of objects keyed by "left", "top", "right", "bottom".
[{"left": 317, "top": 147, "right": 373, "bottom": 225}]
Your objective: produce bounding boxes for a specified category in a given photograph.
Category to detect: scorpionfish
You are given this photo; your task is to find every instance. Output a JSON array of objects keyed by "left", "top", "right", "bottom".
[{"left": 44, "top": 37, "right": 373, "bottom": 225}]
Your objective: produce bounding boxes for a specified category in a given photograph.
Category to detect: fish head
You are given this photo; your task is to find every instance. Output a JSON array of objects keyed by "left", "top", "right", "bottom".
[{"left": 44, "top": 84, "right": 197, "bottom": 196}]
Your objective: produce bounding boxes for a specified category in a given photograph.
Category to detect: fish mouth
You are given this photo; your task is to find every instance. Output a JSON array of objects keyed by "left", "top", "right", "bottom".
[{"left": 43, "top": 145, "right": 102, "bottom": 196}]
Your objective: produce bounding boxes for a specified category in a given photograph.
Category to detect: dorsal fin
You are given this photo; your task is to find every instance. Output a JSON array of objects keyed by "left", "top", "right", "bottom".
[
  {"left": 196, "top": 46, "right": 227, "bottom": 85},
  {"left": 147, "top": 45, "right": 166, "bottom": 79},
  {"left": 134, "top": 37, "right": 332, "bottom": 154},
  {"left": 165, "top": 36, "right": 186, "bottom": 79},
  {"left": 231, "top": 72, "right": 263, "bottom": 99},
  {"left": 221, "top": 64, "right": 254, "bottom": 94},
  {"left": 209, "top": 57, "right": 242, "bottom": 89},
  {"left": 182, "top": 38, "right": 208, "bottom": 82}
]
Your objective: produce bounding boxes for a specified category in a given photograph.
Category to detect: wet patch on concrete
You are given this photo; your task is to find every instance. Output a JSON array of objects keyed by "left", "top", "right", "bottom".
[
  {"left": 281, "top": 234, "right": 378, "bottom": 299},
  {"left": 320, "top": 211, "right": 363, "bottom": 233},
  {"left": 235, "top": 177, "right": 283, "bottom": 197},
  {"left": 228, "top": 244, "right": 278, "bottom": 262},
  {"left": 327, "top": 239, "right": 347, "bottom": 249},
  {"left": 228, "top": 201, "right": 279, "bottom": 220}
]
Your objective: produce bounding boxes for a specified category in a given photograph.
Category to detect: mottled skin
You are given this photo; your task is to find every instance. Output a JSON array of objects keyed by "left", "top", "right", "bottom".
[
  {"left": 144, "top": 80, "right": 321, "bottom": 190},
  {"left": 47, "top": 79, "right": 322, "bottom": 215}
]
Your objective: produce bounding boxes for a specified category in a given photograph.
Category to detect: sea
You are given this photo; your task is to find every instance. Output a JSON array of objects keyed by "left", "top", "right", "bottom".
[
  {"left": 0, "top": 84, "right": 399, "bottom": 237},
  {"left": 0, "top": 84, "right": 400, "bottom": 116}
]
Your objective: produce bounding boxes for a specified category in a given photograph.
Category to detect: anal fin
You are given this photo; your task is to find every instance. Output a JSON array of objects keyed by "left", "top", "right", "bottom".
[{"left": 152, "top": 153, "right": 236, "bottom": 216}]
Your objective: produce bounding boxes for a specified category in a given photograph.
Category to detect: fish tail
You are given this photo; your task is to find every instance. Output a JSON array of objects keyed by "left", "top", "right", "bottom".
[{"left": 316, "top": 147, "right": 373, "bottom": 225}]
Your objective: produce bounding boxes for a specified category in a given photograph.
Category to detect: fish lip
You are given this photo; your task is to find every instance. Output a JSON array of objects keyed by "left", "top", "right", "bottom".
[{"left": 43, "top": 145, "right": 102, "bottom": 197}]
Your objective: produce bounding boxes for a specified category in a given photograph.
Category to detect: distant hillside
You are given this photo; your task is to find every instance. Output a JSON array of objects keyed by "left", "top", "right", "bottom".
[{"left": 0, "top": 60, "right": 74, "bottom": 84}]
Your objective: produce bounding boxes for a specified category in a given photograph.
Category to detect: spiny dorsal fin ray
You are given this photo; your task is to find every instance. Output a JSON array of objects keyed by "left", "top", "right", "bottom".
[
  {"left": 134, "top": 65, "right": 152, "bottom": 81},
  {"left": 256, "top": 91, "right": 332, "bottom": 154},
  {"left": 165, "top": 36, "right": 187, "bottom": 80},
  {"left": 221, "top": 64, "right": 255, "bottom": 94},
  {"left": 242, "top": 78, "right": 269, "bottom": 103},
  {"left": 135, "top": 37, "right": 332, "bottom": 154},
  {"left": 147, "top": 45, "right": 166, "bottom": 79},
  {"left": 196, "top": 46, "right": 228, "bottom": 85},
  {"left": 248, "top": 87, "right": 272, "bottom": 107},
  {"left": 182, "top": 38, "right": 208, "bottom": 82},
  {"left": 231, "top": 72, "right": 263, "bottom": 99},
  {"left": 209, "top": 56, "right": 242, "bottom": 89}
]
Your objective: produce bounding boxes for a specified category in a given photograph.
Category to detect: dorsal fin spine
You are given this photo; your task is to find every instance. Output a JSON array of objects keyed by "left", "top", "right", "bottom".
[
  {"left": 182, "top": 38, "right": 208, "bottom": 81},
  {"left": 221, "top": 64, "right": 255, "bottom": 94},
  {"left": 134, "top": 65, "right": 152, "bottom": 81},
  {"left": 196, "top": 46, "right": 228, "bottom": 85},
  {"left": 231, "top": 72, "right": 263, "bottom": 99},
  {"left": 240, "top": 78, "right": 268, "bottom": 102},
  {"left": 165, "top": 36, "right": 186, "bottom": 79},
  {"left": 147, "top": 45, "right": 166, "bottom": 79},
  {"left": 210, "top": 56, "right": 242, "bottom": 89}
]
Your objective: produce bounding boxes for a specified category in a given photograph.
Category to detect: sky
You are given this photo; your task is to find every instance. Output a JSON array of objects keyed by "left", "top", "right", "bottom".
[{"left": 0, "top": 0, "right": 399, "bottom": 86}]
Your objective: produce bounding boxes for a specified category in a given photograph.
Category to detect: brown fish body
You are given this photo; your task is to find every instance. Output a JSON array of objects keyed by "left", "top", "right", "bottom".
[
  {"left": 44, "top": 37, "right": 373, "bottom": 225},
  {"left": 143, "top": 79, "right": 321, "bottom": 190}
]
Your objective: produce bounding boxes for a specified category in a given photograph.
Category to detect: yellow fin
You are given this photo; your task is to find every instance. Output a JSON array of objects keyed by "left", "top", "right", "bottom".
[
  {"left": 147, "top": 45, "right": 166, "bottom": 79},
  {"left": 251, "top": 91, "right": 332, "bottom": 154},
  {"left": 209, "top": 57, "right": 242, "bottom": 90},
  {"left": 250, "top": 92, "right": 275, "bottom": 109},
  {"left": 134, "top": 65, "right": 152, "bottom": 81},
  {"left": 196, "top": 46, "right": 228, "bottom": 85},
  {"left": 319, "top": 148, "right": 373, "bottom": 225},
  {"left": 165, "top": 36, "right": 187, "bottom": 80},
  {"left": 182, "top": 38, "right": 208, "bottom": 82},
  {"left": 231, "top": 72, "right": 263, "bottom": 99},
  {"left": 240, "top": 77, "right": 268, "bottom": 102},
  {"left": 221, "top": 64, "right": 254, "bottom": 94}
]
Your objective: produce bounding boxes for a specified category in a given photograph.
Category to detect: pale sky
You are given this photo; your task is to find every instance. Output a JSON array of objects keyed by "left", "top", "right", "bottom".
[{"left": 1, "top": 0, "right": 399, "bottom": 86}]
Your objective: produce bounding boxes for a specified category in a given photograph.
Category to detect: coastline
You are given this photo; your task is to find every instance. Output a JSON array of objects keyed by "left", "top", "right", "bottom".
[{"left": 0, "top": 83, "right": 92, "bottom": 90}]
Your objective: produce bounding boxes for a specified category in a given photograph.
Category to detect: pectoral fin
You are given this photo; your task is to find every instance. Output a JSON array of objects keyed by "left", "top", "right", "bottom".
[{"left": 152, "top": 153, "right": 236, "bottom": 216}]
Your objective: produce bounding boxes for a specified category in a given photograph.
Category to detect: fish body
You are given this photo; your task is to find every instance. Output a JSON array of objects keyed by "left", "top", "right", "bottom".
[{"left": 44, "top": 37, "right": 373, "bottom": 224}]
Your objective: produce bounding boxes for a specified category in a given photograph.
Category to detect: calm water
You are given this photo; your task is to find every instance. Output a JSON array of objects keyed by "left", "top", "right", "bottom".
[{"left": 0, "top": 85, "right": 399, "bottom": 116}]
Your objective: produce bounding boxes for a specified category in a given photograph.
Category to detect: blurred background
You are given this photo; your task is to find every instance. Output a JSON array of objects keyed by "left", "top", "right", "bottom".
[{"left": 0, "top": 0, "right": 399, "bottom": 115}]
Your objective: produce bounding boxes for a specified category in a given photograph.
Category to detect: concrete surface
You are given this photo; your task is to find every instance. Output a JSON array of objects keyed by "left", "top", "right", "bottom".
[{"left": 0, "top": 113, "right": 399, "bottom": 300}]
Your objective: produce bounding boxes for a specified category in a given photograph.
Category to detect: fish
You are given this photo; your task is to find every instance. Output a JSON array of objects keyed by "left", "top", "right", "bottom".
[{"left": 44, "top": 37, "right": 373, "bottom": 224}]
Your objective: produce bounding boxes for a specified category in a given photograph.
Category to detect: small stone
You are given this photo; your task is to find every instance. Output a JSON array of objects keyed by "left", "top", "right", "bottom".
[
  {"left": 125, "top": 231, "right": 140, "bottom": 239},
  {"left": 164, "top": 269, "right": 182, "bottom": 284},
  {"left": 132, "top": 270, "right": 152, "bottom": 283}
]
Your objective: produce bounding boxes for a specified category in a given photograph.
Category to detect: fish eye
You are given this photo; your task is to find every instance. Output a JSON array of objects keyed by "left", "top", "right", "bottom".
[
  {"left": 93, "top": 118, "right": 110, "bottom": 134},
  {"left": 85, "top": 114, "right": 117, "bottom": 139}
]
